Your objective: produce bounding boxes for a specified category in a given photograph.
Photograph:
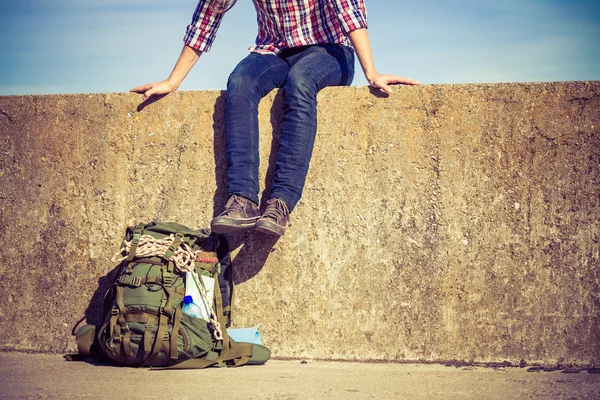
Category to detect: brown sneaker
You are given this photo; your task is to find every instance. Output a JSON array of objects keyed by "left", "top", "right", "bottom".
[
  {"left": 255, "top": 198, "right": 290, "bottom": 237},
  {"left": 211, "top": 195, "right": 260, "bottom": 233}
]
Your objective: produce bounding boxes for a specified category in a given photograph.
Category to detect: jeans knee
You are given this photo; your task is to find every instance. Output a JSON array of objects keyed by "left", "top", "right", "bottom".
[
  {"left": 226, "top": 72, "right": 250, "bottom": 95},
  {"left": 284, "top": 74, "right": 318, "bottom": 105},
  {"left": 227, "top": 73, "right": 265, "bottom": 109}
]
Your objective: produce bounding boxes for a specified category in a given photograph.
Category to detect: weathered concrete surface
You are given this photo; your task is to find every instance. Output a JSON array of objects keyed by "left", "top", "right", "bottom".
[
  {"left": 1, "top": 352, "right": 599, "bottom": 400},
  {"left": 0, "top": 83, "right": 598, "bottom": 366}
]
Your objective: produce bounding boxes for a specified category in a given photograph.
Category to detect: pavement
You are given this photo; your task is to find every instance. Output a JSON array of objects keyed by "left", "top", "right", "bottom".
[{"left": 0, "top": 352, "right": 599, "bottom": 399}]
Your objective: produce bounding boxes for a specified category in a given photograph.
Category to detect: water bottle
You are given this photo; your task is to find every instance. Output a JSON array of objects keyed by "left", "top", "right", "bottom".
[{"left": 181, "top": 295, "right": 203, "bottom": 318}]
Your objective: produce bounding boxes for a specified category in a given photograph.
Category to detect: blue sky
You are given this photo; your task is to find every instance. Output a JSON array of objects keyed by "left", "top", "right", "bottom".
[{"left": 0, "top": 0, "right": 599, "bottom": 95}]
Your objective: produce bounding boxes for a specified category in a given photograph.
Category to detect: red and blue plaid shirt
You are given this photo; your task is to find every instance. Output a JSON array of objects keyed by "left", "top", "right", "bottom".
[{"left": 184, "top": 0, "right": 368, "bottom": 55}]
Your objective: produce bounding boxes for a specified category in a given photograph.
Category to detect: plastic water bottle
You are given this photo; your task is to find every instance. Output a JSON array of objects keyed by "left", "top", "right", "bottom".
[{"left": 181, "top": 295, "right": 203, "bottom": 318}]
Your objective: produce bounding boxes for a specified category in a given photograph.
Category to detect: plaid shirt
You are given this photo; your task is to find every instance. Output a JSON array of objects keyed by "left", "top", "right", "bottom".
[{"left": 184, "top": 0, "right": 368, "bottom": 54}]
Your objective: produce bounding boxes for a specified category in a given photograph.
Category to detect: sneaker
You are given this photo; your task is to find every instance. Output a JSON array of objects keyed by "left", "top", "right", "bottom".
[
  {"left": 255, "top": 198, "right": 290, "bottom": 237},
  {"left": 211, "top": 195, "right": 260, "bottom": 233}
]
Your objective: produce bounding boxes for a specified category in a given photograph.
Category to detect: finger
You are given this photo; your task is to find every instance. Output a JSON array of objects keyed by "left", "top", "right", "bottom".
[
  {"left": 144, "top": 84, "right": 167, "bottom": 101},
  {"left": 401, "top": 77, "right": 421, "bottom": 85},
  {"left": 379, "top": 83, "right": 393, "bottom": 94},
  {"left": 130, "top": 85, "right": 147, "bottom": 93},
  {"left": 390, "top": 76, "right": 421, "bottom": 86},
  {"left": 142, "top": 89, "right": 155, "bottom": 102},
  {"left": 130, "top": 83, "right": 155, "bottom": 93}
]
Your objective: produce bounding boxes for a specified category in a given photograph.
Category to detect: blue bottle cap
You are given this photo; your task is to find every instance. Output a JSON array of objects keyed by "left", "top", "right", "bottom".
[{"left": 183, "top": 295, "right": 194, "bottom": 304}]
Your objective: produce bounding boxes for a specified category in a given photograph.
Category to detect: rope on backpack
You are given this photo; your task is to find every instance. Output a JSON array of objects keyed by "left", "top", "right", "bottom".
[{"left": 112, "top": 234, "right": 199, "bottom": 273}]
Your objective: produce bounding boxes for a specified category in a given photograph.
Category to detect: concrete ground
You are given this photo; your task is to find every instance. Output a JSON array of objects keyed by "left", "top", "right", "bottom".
[{"left": 1, "top": 353, "right": 599, "bottom": 399}]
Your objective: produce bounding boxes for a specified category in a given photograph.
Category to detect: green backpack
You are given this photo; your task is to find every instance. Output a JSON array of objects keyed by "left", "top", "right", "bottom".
[{"left": 73, "top": 221, "right": 270, "bottom": 369}]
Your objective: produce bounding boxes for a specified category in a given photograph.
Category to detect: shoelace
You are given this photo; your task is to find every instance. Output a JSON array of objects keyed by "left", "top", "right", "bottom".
[
  {"left": 223, "top": 196, "right": 245, "bottom": 216},
  {"left": 262, "top": 199, "right": 289, "bottom": 222}
]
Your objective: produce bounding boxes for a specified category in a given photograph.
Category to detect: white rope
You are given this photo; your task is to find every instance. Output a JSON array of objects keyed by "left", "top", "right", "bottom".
[{"left": 111, "top": 234, "right": 198, "bottom": 273}]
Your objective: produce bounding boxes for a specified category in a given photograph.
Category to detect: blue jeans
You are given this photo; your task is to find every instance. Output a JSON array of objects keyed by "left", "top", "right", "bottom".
[{"left": 224, "top": 44, "right": 355, "bottom": 211}]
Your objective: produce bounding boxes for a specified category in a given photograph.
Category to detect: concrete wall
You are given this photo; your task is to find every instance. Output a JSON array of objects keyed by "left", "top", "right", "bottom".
[{"left": 0, "top": 82, "right": 598, "bottom": 366}]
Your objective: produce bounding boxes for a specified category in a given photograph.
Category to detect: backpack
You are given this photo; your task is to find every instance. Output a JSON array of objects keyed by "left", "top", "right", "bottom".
[{"left": 72, "top": 221, "right": 270, "bottom": 369}]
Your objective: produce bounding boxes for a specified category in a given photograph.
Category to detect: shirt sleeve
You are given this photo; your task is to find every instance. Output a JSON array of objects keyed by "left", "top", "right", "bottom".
[
  {"left": 332, "top": 0, "right": 368, "bottom": 34},
  {"left": 183, "top": 0, "right": 226, "bottom": 52}
]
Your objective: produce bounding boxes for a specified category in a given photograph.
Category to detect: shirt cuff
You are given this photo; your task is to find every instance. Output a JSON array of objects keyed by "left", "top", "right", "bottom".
[
  {"left": 336, "top": 8, "right": 369, "bottom": 34},
  {"left": 184, "top": 23, "right": 218, "bottom": 53},
  {"left": 183, "top": 2, "right": 224, "bottom": 53}
]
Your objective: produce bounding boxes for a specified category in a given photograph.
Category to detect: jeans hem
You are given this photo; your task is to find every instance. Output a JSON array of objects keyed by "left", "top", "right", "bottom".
[
  {"left": 269, "top": 192, "right": 297, "bottom": 212},
  {"left": 227, "top": 191, "right": 259, "bottom": 206}
]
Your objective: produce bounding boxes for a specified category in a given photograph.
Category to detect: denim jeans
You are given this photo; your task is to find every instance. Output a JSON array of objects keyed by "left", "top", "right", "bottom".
[{"left": 224, "top": 44, "right": 355, "bottom": 211}]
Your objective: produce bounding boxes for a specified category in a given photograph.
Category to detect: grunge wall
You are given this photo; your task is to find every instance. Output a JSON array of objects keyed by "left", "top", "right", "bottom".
[{"left": 0, "top": 82, "right": 598, "bottom": 366}]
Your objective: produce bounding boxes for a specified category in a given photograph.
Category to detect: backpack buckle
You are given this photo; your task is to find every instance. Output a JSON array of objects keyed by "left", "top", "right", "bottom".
[
  {"left": 162, "top": 274, "right": 173, "bottom": 286},
  {"left": 130, "top": 276, "right": 141, "bottom": 287},
  {"left": 212, "top": 341, "right": 223, "bottom": 351},
  {"left": 117, "top": 275, "right": 142, "bottom": 287}
]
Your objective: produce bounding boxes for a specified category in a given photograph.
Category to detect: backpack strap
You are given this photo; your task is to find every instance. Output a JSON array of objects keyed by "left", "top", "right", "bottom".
[
  {"left": 211, "top": 267, "right": 253, "bottom": 367},
  {"left": 119, "top": 312, "right": 158, "bottom": 361},
  {"left": 216, "top": 235, "right": 234, "bottom": 327},
  {"left": 108, "top": 285, "right": 135, "bottom": 361},
  {"left": 143, "top": 308, "right": 170, "bottom": 366},
  {"left": 142, "top": 240, "right": 183, "bottom": 367},
  {"left": 170, "top": 304, "right": 183, "bottom": 360},
  {"left": 164, "top": 231, "right": 184, "bottom": 262},
  {"left": 152, "top": 341, "right": 254, "bottom": 370},
  {"left": 158, "top": 231, "right": 184, "bottom": 321},
  {"left": 155, "top": 356, "right": 220, "bottom": 370},
  {"left": 126, "top": 225, "right": 144, "bottom": 262}
]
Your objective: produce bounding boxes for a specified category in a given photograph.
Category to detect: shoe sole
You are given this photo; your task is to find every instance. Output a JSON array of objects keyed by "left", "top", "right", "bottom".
[
  {"left": 255, "top": 220, "right": 285, "bottom": 237},
  {"left": 211, "top": 217, "right": 259, "bottom": 234}
]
